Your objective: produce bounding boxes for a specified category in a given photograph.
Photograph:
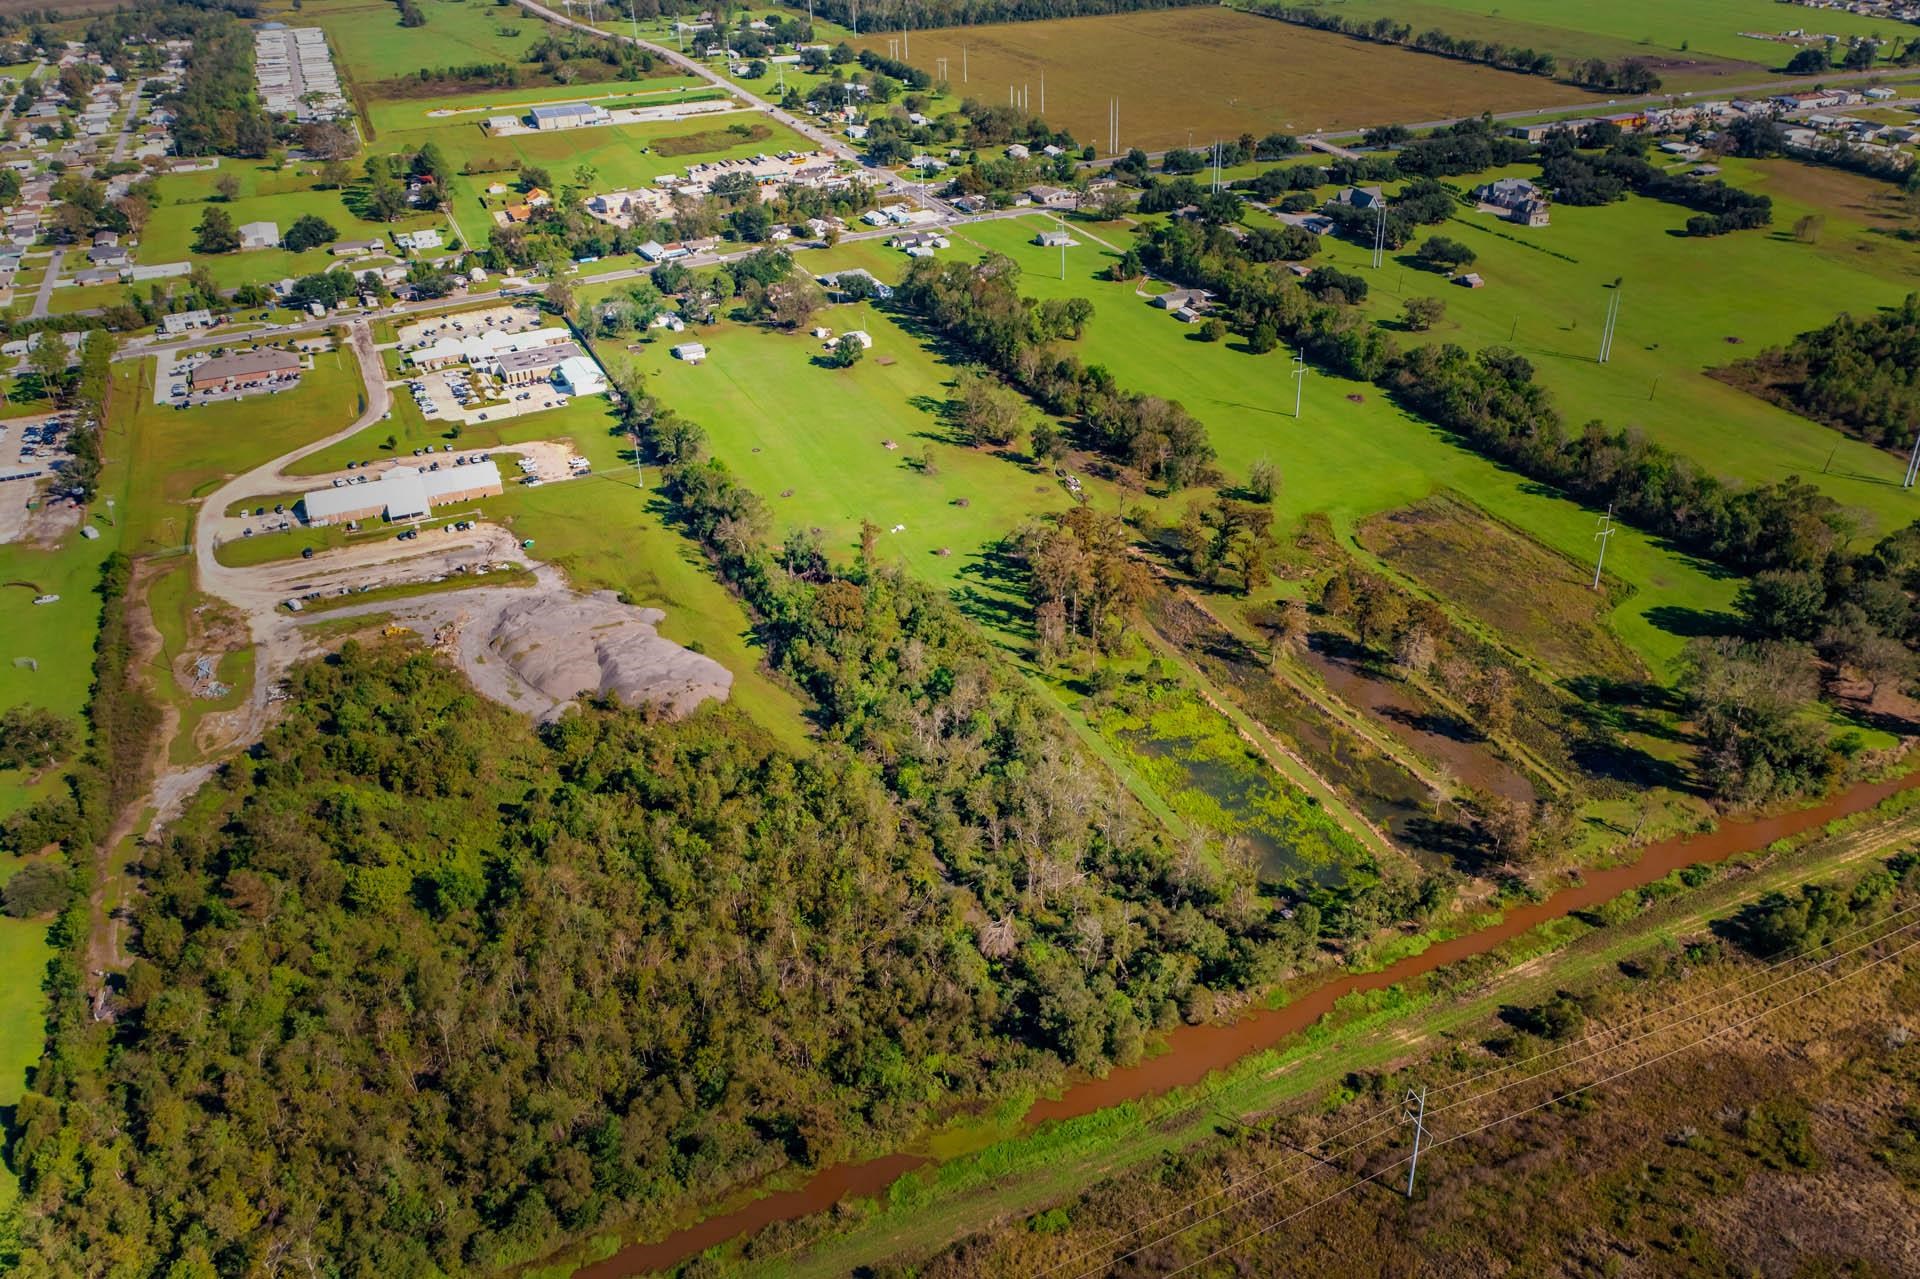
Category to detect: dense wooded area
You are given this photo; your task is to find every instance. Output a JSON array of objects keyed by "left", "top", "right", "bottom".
[{"left": 1717, "top": 292, "right": 1920, "bottom": 451}]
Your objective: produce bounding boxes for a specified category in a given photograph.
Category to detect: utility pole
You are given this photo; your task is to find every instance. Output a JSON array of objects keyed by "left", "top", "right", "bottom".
[
  {"left": 1292, "top": 350, "right": 1309, "bottom": 417},
  {"left": 1592, "top": 504, "right": 1615, "bottom": 590},
  {"left": 963, "top": 43, "right": 968, "bottom": 82},
  {"left": 1404, "top": 1087, "right": 1429, "bottom": 1198},
  {"left": 1598, "top": 288, "right": 1621, "bottom": 364},
  {"left": 1040, "top": 70, "right": 1045, "bottom": 116},
  {"left": 1371, "top": 198, "right": 1386, "bottom": 269},
  {"left": 1904, "top": 427, "right": 1920, "bottom": 489}
]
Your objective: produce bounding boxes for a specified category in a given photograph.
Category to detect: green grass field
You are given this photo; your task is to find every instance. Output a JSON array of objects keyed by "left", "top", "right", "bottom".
[
  {"left": 275, "top": 0, "right": 563, "bottom": 86},
  {"left": 1302, "top": 0, "right": 1918, "bottom": 74},
  {"left": 0, "top": 859, "right": 50, "bottom": 1212},
  {"left": 1283, "top": 157, "right": 1920, "bottom": 548},
  {"left": 136, "top": 160, "right": 448, "bottom": 289},
  {"left": 600, "top": 297, "right": 1079, "bottom": 607}
]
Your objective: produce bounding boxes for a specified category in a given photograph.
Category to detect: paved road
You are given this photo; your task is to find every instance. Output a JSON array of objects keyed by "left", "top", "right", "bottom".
[
  {"left": 30, "top": 248, "right": 62, "bottom": 320},
  {"left": 507, "top": 0, "right": 927, "bottom": 202},
  {"left": 115, "top": 204, "right": 1067, "bottom": 365}
]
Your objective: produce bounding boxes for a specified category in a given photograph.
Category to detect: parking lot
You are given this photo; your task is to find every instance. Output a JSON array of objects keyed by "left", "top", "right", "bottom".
[
  {"left": 152, "top": 346, "right": 308, "bottom": 409},
  {"left": 399, "top": 367, "right": 572, "bottom": 428},
  {"left": 393, "top": 303, "right": 541, "bottom": 350}
]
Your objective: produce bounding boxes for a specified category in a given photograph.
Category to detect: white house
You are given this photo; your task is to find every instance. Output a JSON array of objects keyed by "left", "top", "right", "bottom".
[
  {"left": 393, "top": 228, "right": 443, "bottom": 252},
  {"left": 238, "top": 220, "right": 280, "bottom": 250},
  {"left": 671, "top": 342, "right": 708, "bottom": 363}
]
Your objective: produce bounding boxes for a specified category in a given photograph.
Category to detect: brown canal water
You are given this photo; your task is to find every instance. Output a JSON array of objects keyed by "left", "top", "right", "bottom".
[{"left": 577, "top": 767, "right": 1920, "bottom": 1278}]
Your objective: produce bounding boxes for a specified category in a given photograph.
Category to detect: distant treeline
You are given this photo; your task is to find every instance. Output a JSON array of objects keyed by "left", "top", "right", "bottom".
[
  {"left": 784, "top": 0, "right": 1214, "bottom": 32},
  {"left": 1717, "top": 293, "right": 1920, "bottom": 452},
  {"left": 1538, "top": 135, "right": 1772, "bottom": 235},
  {"left": 1237, "top": 3, "right": 1662, "bottom": 93},
  {"left": 1241, "top": 5, "right": 1557, "bottom": 76}
]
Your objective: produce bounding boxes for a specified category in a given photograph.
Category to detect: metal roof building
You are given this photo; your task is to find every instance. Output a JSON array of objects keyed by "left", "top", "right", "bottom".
[{"left": 299, "top": 459, "right": 503, "bottom": 526}]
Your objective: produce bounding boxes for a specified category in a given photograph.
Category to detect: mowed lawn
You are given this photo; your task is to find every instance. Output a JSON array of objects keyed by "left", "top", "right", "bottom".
[
  {"left": 1279, "top": 157, "right": 1920, "bottom": 546},
  {"left": 273, "top": 0, "right": 560, "bottom": 86},
  {"left": 953, "top": 215, "right": 1742, "bottom": 673},
  {"left": 608, "top": 300, "right": 1083, "bottom": 607},
  {"left": 137, "top": 160, "right": 448, "bottom": 289},
  {"left": 1309, "top": 0, "right": 1918, "bottom": 73},
  {"left": 111, "top": 348, "right": 365, "bottom": 556},
  {"left": 857, "top": 8, "right": 1593, "bottom": 153}
]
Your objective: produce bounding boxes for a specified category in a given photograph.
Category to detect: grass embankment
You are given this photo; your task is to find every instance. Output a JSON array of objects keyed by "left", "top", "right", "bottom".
[{"left": 693, "top": 788, "right": 1920, "bottom": 1278}]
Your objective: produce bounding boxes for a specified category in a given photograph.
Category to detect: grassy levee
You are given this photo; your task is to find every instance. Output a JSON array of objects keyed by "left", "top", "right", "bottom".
[{"left": 705, "top": 789, "right": 1920, "bottom": 1278}]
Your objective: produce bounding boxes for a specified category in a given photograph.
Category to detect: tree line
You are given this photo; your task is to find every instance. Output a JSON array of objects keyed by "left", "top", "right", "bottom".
[
  {"left": 1241, "top": 5, "right": 1559, "bottom": 78},
  {"left": 790, "top": 0, "right": 1214, "bottom": 33},
  {"left": 1717, "top": 293, "right": 1920, "bottom": 454},
  {"left": 1537, "top": 134, "right": 1772, "bottom": 235},
  {"left": 896, "top": 253, "right": 1216, "bottom": 489}
]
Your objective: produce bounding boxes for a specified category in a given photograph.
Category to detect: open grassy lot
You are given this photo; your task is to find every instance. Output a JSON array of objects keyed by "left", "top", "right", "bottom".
[
  {"left": 936, "top": 214, "right": 1735, "bottom": 676},
  {"left": 0, "top": 860, "right": 50, "bottom": 1212},
  {"left": 597, "top": 296, "right": 1080, "bottom": 613},
  {"left": 136, "top": 159, "right": 447, "bottom": 289},
  {"left": 1302, "top": 0, "right": 1918, "bottom": 75},
  {"left": 856, "top": 8, "right": 1592, "bottom": 153},
  {"left": 270, "top": 0, "right": 561, "bottom": 87},
  {"left": 110, "top": 349, "right": 364, "bottom": 557},
  {"left": 1359, "top": 493, "right": 1641, "bottom": 682},
  {"left": 1287, "top": 157, "right": 1920, "bottom": 548}
]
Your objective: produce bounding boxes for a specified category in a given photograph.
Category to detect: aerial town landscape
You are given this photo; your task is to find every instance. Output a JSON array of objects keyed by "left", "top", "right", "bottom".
[{"left": 4, "top": 0, "right": 1920, "bottom": 1274}]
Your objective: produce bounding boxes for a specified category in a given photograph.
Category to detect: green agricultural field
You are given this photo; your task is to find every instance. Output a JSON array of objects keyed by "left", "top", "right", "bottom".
[
  {"left": 1297, "top": 0, "right": 1918, "bottom": 75},
  {"left": 1283, "top": 157, "right": 1920, "bottom": 549},
  {"left": 135, "top": 160, "right": 448, "bottom": 289}
]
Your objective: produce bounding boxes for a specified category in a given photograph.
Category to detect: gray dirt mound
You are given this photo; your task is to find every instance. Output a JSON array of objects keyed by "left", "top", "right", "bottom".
[{"left": 487, "top": 589, "right": 732, "bottom": 717}]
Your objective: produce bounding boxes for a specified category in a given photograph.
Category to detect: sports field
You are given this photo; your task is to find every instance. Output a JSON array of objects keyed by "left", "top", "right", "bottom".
[
  {"left": 1305, "top": 0, "right": 1917, "bottom": 74},
  {"left": 856, "top": 8, "right": 1592, "bottom": 152}
]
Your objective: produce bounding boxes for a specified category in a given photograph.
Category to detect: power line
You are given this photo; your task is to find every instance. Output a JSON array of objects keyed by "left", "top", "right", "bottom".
[
  {"left": 1158, "top": 926, "right": 1920, "bottom": 1279},
  {"left": 1043, "top": 898, "right": 1920, "bottom": 1279}
]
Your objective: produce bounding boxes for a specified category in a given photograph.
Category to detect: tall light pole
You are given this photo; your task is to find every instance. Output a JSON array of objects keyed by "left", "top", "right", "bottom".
[{"left": 1292, "top": 350, "right": 1309, "bottom": 417}]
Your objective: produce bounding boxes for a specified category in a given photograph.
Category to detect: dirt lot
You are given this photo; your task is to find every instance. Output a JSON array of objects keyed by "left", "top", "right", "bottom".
[{"left": 858, "top": 8, "right": 1592, "bottom": 151}]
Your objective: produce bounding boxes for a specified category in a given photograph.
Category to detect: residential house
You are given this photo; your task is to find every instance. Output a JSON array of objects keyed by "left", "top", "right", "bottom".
[
  {"left": 1472, "top": 177, "right": 1550, "bottom": 227},
  {"left": 238, "top": 220, "right": 280, "bottom": 249},
  {"left": 161, "top": 308, "right": 214, "bottom": 335}
]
